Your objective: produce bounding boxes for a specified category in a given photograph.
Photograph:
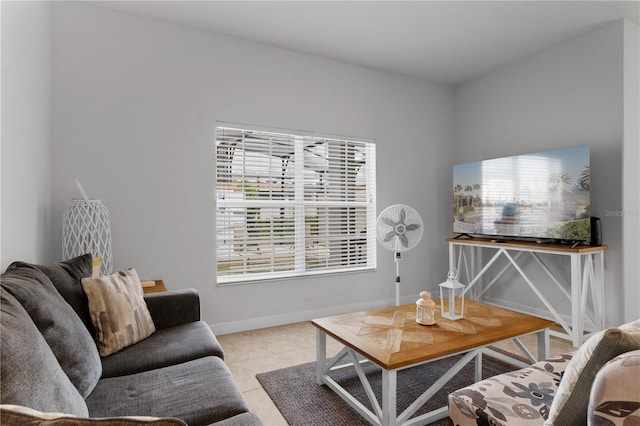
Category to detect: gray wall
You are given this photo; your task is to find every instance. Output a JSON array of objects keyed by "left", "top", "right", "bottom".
[
  {"left": 50, "top": 2, "right": 454, "bottom": 332},
  {"left": 1, "top": 1, "right": 53, "bottom": 268},
  {"left": 2, "top": 2, "right": 636, "bottom": 333},
  {"left": 454, "top": 21, "right": 630, "bottom": 326},
  {"left": 623, "top": 19, "right": 640, "bottom": 323}
]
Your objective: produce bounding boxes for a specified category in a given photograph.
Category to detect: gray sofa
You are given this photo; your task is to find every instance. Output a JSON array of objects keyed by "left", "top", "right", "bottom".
[{"left": 0, "top": 254, "right": 264, "bottom": 426}]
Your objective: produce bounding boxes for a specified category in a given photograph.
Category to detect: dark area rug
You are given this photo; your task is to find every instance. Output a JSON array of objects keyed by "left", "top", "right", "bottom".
[{"left": 257, "top": 352, "right": 523, "bottom": 425}]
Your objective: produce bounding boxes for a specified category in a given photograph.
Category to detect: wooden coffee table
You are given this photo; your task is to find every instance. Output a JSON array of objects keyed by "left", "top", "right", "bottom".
[{"left": 312, "top": 299, "right": 554, "bottom": 426}]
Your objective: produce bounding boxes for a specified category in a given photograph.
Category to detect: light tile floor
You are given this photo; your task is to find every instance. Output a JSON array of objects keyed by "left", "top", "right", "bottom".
[{"left": 217, "top": 321, "right": 575, "bottom": 425}]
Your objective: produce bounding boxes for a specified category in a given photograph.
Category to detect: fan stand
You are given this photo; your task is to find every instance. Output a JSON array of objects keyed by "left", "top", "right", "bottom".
[
  {"left": 376, "top": 204, "right": 424, "bottom": 307},
  {"left": 394, "top": 252, "right": 401, "bottom": 306}
]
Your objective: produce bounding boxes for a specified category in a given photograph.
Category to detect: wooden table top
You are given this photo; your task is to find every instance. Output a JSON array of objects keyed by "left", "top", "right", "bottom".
[
  {"left": 312, "top": 299, "right": 554, "bottom": 370},
  {"left": 141, "top": 280, "right": 168, "bottom": 294}
]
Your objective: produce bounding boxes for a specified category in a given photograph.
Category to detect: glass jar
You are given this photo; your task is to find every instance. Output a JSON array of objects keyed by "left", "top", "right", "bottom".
[{"left": 416, "top": 291, "right": 436, "bottom": 325}]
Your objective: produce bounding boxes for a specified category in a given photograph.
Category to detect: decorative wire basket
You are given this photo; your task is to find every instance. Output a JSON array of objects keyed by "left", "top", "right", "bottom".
[{"left": 62, "top": 199, "right": 113, "bottom": 276}]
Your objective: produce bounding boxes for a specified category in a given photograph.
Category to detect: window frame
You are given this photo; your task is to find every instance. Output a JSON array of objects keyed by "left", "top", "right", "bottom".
[{"left": 215, "top": 123, "right": 376, "bottom": 285}]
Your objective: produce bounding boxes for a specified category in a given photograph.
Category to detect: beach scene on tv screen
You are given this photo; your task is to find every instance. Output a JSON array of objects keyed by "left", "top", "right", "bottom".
[{"left": 453, "top": 145, "right": 590, "bottom": 241}]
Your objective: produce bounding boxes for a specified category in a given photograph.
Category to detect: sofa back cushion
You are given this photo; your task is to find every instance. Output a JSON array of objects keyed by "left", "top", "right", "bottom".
[
  {"left": 0, "top": 290, "right": 89, "bottom": 416},
  {"left": 32, "top": 254, "right": 95, "bottom": 333},
  {"left": 1, "top": 262, "right": 102, "bottom": 398}
]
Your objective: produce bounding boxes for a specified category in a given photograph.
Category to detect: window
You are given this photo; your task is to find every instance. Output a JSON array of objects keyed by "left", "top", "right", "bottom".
[{"left": 215, "top": 125, "right": 376, "bottom": 284}]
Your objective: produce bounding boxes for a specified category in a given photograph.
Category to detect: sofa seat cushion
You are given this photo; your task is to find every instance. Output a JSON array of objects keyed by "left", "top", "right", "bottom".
[
  {"left": 0, "top": 290, "right": 89, "bottom": 416},
  {"left": 86, "top": 357, "right": 249, "bottom": 426},
  {"left": 101, "top": 321, "right": 224, "bottom": 378},
  {"left": 448, "top": 353, "right": 573, "bottom": 425},
  {"left": 1, "top": 262, "right": 102, "bottom": 398}
]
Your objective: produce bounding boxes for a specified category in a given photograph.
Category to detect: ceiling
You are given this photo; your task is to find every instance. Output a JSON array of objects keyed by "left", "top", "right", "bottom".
[{"left": 94, "top": 1, "right": 640, "bottom": 85}]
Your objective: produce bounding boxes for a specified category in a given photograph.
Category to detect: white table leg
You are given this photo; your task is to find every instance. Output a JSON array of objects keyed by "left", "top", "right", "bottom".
[
  {"left": 382, "top": 369, "right": 398, "bottom": 426},
  {"left": 537, "top": 327, "right": 550, "bottom": 360},
  {"left": 475, "top": 350, "right": 483, "bottom": 382},
  {"left": 316, "top": 328, "right": 326, "bottom": 385},
  {"left": 571, "top": 254, "right": 583, "bottom": 347},
  {"left": 598, "top": 252, "right": 606, "bottom": 330}
]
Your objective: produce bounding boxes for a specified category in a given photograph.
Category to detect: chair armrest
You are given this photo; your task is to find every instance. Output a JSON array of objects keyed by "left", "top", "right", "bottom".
[
  {"left": 589, "top": 349, "right": 640, "bottom": 425},
  {"left": 144, "top": 288, "right": 201, "bottom": 330}
]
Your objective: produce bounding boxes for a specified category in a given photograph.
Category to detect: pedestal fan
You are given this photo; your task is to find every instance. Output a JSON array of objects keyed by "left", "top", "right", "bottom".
[{"left": 376, "top": 204, "right": 424, "bottom": 305}]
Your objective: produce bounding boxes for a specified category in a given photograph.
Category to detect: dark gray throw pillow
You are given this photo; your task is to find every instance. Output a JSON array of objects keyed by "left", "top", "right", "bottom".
[
  {"left": 1, "top": 262, "right": 102, "bottom": 398},
  {"left": 0, "top": 289, "right": 89, "bottom": 416}
]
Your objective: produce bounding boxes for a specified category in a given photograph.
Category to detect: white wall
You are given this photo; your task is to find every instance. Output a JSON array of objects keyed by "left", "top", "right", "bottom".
[
  {"left": 8, "top": 2, "right": 632, "bottom": 332},
  {"left": 454, "top": 22, "right": 627, "bottom": 327},
  {"left": 1, "top": 1, "right": 53, "bottom": 269},
  {"left": 50, "top": 2, "right": 454, "bottom": 333},
  {"left": 623, "top": 19, "right": 640, "bottom": 322}
]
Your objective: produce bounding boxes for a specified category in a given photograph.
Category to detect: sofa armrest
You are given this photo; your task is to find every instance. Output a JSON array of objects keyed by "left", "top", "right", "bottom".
[
  {"left": 144, "top": 288, "right": 201, "bottom": 330},
  {"left": 589, "top": 349, "right": 640, "bottom": 425}
]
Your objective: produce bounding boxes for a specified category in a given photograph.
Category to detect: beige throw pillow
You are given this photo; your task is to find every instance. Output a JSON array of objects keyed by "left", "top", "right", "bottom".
[
  {"left": 81, "top": 269, "right": 155, "bottom": 357},
  {"left": 0, "top": 404, "right": 187, "bottom": 425}
]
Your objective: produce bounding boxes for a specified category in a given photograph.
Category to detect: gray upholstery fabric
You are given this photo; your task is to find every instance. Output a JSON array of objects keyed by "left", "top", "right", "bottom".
[
  {"left": 1, "top": 262, "right": 102, "bottom": 398},
  {"left": 101, "top": 321, "right": 224, "bottom": 378},
  {"left": 32, "top": 254, "right": 95, "bottom": 333},
  {"left": 143, "top": 289, "right": 200, "bottom": 330},
  {"left": 87, "top": 357, "right": 249, "bottom": 426},
  {"left": 0, "top": 290, "right": 89, "bottom": 416}
]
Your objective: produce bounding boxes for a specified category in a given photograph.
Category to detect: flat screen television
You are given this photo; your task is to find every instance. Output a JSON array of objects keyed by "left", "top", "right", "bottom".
[{"left": 452, "top": 144, "right": 591, "bottom": 243}]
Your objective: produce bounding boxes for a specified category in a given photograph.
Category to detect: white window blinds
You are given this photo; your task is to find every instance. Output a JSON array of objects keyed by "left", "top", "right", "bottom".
[{"left": 216, "top": 126, "right": 376, "bottom": 284}]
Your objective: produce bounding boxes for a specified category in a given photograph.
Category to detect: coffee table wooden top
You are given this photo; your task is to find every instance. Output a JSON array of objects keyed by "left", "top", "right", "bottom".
[{"left": 312, "top": 299, "right": 554, "bottom": 370}]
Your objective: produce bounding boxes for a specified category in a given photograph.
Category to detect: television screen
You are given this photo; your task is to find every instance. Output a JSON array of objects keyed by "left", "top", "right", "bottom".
[{"left": 453, "top": 145, "right": 590, "bottom": 242}]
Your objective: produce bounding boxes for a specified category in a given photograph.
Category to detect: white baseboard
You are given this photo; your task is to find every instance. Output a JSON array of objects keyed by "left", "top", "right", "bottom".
[{"left": 210, "top": 297, "right": 397, "bottom": 335}]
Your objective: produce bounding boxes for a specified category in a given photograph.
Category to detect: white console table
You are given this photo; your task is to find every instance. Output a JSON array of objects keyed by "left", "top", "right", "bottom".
[{"left": 448, "top": 238, "right": 607, "bottom": 347}]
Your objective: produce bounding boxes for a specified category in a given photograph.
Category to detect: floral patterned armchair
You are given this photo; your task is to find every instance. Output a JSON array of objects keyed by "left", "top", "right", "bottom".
[
  {"left": 448, "top": 320, "right": 640, "bottom": 426},
  {"left": 448, "top": 352, "right": 572, "bottom": 425}
]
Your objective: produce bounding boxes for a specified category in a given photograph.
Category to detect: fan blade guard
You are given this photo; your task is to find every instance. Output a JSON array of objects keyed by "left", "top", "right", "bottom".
[{"left": 376, "top": 204, "right": 424, "bottom": 252}]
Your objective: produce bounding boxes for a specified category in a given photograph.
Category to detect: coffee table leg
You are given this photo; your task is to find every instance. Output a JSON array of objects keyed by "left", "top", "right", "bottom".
[
  {"left": 382, "top": 369, "right": 398, "bottom": 426},
  {"left": 475, "top": 350, "right": 483, "bottom": 382},
  {"left": 316, "top": 328, "right": 326, "bottom": 385},
  {"left": 537, "top": 327, "right": 550, "bottom": 360}
]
